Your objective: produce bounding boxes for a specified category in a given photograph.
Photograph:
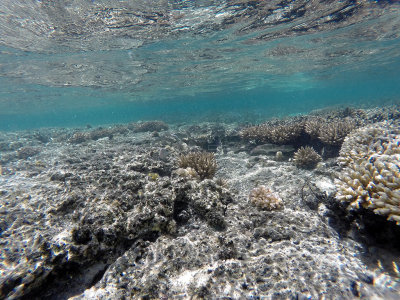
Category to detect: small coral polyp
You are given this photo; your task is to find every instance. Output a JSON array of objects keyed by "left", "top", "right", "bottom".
[
  {"left": 335, "top": 121, "right": 400, "bottom": 224},
  {"left": 249, "top": 185, "right": 283, "bottom": 211}
]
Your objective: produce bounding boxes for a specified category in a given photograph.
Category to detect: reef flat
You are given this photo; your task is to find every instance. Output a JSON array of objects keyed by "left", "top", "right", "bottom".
[{"left": 1, "top": 106, "right": 400, "bottom": 299}]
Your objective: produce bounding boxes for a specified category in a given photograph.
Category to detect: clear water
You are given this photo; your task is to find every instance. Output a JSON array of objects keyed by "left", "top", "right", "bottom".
[{"left": 1, "top": 0, "right": 400, "bottom": 130}]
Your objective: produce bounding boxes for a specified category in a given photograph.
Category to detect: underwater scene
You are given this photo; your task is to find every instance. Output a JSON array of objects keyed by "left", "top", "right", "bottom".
[{"left": 1, "top": 0, "right": 400, "bottom": 299}]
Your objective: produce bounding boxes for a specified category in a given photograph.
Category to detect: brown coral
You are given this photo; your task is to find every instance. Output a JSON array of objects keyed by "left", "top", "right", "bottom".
[{"left": 293, "top": 146, "right": 322, "bottom": 169}]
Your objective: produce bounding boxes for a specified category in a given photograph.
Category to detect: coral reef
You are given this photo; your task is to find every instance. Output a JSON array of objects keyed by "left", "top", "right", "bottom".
[
  {"left": 293, "top": 146, "right": 322, "bottom": 169},
  {"left": 1, "top": 109, "right": 400, "bottom": 299},
  {"left": 249, "top": 185, "right": 283, "bottom": 210},
  {"left": 178, "top": 151, "right": 217, "bottom": 180},
  {"left": 335, "top": 121, "right": 400, "bottom": 224}
]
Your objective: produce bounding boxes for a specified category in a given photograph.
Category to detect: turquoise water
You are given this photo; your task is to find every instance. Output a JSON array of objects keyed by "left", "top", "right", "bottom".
[{"left": 1, "top": 1, "right": 400, "bottom": 130}]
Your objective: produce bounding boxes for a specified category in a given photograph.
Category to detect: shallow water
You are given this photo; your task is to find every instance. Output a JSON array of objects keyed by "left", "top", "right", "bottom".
[
  {"left": 1, "top": 2, "right": 400, "bottom": 299},
  {"left": 1, "top": 0, "right": 400, "bottom": 130}
]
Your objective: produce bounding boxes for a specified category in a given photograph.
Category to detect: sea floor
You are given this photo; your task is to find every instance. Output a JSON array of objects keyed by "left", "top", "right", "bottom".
[{"left": 1, "top": 106, "right": 400, "bottom": 299}]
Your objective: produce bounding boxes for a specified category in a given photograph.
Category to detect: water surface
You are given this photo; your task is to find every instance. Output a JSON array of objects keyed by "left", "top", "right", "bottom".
[{"left": 1, "top": 0, "right": 400, "bottom": 129}]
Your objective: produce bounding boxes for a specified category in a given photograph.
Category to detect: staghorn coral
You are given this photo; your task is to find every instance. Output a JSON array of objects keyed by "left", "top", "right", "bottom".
[
  {"left": 304, "top": 117, "right": 324, "bottom": 139},
  {"left": 304, "top": 116, "right": 357, "bottom": 146},
  {"left": 317, "top": 118, "right": 356, "bottom": 146},
  {"left": 267, "top": 123, "right": 304, "bottom": 144},
  {"left": 335, "top": 121, "right": 400, "bottom": 224},
  {"left": 239, "top": 119, "right": 304, "bottom": 145},
  {"left": 249, "top": 185, "right": 283, "bottom": 211},
  {"left": 293, "top": 146, "right": 322, "bottom": 169},
  {"left": 178, "top": 151, "right": 217, "bottom": 180},
  {"left": 239, "top": 124, "right": 266, "bottom": 143}
]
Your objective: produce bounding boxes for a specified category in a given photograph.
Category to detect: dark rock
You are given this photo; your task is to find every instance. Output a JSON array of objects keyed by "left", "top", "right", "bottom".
[{"left": 72, "top": 226, "right": 92, "bottom": 245}]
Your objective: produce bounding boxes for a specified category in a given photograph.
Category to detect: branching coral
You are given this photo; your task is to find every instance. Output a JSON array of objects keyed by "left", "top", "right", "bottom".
[
  {"left": 249, "top": 186, "right": 283, "bottom": 211},
  {"left": 239, "top": 119, "right": 304, "bottom": 145},
  {"left": 304, "top": 117, "right": 356, "bottom": 146},
  {"left": 304, "top": 117, "right": 323, "bottom": 139},
  {"left": 318, "top": 118, "right": 356, "bottom": 146},
  {"left": 239, "top": 124, "right": 267, "bottom": 143},
  {"left": 267, "top": 123, "right": 304, "bottom": 144},
  {"left": 178, "top": 152, "right": 217, "bottom": 180},
  {"left": 240, "top": 115, "right": 357, "bottom": 147},
  {"left": 335, "top": 121, "right": 400, "bottom": 224},
  {"left": 293, "top": 146, "right": 322, "bottom": 169}
]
